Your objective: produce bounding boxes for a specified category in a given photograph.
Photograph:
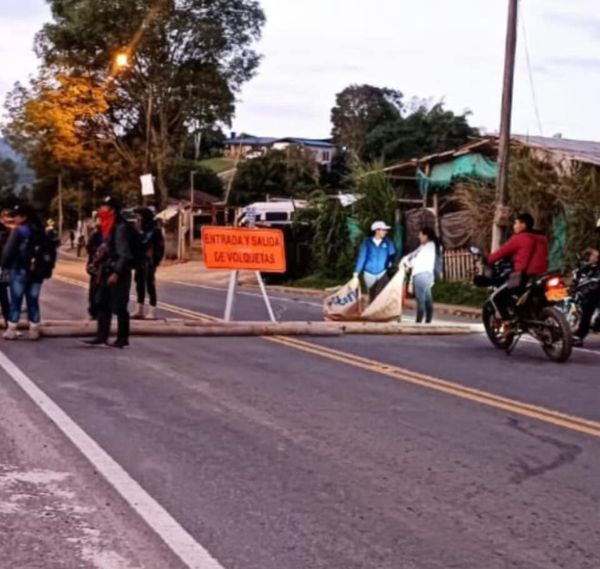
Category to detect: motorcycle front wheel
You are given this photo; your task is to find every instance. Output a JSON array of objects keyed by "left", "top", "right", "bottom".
[
  {"left": 539, "top": 307, "right": 573, "bottom": 363},
  {"left": 482, "top": 302, "right": 513, "bottom": 350}
]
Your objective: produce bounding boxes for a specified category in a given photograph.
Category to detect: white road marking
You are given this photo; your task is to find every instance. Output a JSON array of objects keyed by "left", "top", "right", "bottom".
[
  {"left": 0, "top": 350, "right": 226, "bottom": 569},
  {"left": 515, "top": 336, "right": 600, "bottom": 357}
]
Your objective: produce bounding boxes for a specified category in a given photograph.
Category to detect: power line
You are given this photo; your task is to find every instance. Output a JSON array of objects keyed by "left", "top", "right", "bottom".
[{"left": 520, "top": 4, "right": 544, "bottom": 136}]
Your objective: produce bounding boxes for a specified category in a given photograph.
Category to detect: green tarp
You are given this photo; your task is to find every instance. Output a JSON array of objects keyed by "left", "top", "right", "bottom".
[
  {"left": 549, "top": 210, "right": 567, "bottom": 272},
  {"left": 417, "top": 153, "right": 497, "bottom": 195}
]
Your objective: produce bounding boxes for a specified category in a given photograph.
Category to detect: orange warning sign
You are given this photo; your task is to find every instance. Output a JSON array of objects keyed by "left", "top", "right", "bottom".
[{"left": 202, "top": 226, "right": 286, "bottom": 273}]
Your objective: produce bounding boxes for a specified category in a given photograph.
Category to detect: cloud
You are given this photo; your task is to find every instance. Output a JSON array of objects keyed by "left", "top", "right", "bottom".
[
  {"left": 0, "top": 0, "right": 50, "bottom": 21},
  {"left": 544, "top": 11, "right": 600, "bottom": 39},
  {"left": 544, "top": 56, "right": 600, "bottom": 70}
]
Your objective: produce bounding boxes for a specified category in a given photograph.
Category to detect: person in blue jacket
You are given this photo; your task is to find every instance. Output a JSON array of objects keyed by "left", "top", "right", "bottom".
[{"left": 352, "top": 221, "right": 397, "bottom": 299}]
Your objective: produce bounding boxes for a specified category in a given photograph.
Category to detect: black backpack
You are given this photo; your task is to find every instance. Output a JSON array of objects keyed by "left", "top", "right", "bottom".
[
  {"left": 28, "top": 230, "right": 58, "bottom": 281},
  {"left": 125, "top": 222, "right": 146, "bottom": 267}
]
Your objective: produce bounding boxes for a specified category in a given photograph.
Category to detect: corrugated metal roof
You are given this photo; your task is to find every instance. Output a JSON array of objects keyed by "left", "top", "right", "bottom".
[
  {"left": 225, "top": 136, "right": 334, "bottom": 149},
  {"left": 383, "top": 135, "right": 600, "bottom": 175},
  {"left": 275, "top": 137, "right": 334, "bottom": 149},
  {"left": 512, "top": 135, "right": 600, "bottom": 167}
]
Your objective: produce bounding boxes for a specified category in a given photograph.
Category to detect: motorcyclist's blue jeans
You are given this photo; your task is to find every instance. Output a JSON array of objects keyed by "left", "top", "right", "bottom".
[
  {"left": 414, "top": 271, "right": 434, "bottom": 323},
  {"left": 9, "top": 269, "right": 42, "bottom": 324}
]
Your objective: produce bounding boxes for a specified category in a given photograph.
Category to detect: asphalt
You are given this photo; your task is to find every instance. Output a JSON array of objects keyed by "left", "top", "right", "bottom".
[{"left": 0, "top": 276, "right": 599, "bottom": 568}]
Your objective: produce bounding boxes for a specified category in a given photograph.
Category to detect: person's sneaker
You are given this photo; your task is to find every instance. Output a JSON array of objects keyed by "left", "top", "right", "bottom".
[
  {"left": 28, "top": 323, "right": 41, "bottom": 341},
  {"left": 110, "top": 338, "right": 129, "bottom": 349},
  {"left": 147, "top": 306, "right": 157, "bottom": 320},
  {"left": 3, "top": 323, "right": 18, "bottom": 340},
  {"left": 82, "top": 338, "right": 110, "bottom": 348},
  {"left": 131, "top": 303, "right": 145, "bottom": 320}
]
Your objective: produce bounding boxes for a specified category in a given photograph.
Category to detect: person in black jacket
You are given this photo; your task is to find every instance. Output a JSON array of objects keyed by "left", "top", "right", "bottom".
[
  {"left": 1, "top": 204, "right": 46, "bottom": 340},
  {"left": 132, "top": 208, "right": 164, "bottom": 320},
  {"left": 84, "top": 197, "right": 133, "bottom": 349},
  {"left": 573, "top": 248, "right": 600, "bottom": 346}
]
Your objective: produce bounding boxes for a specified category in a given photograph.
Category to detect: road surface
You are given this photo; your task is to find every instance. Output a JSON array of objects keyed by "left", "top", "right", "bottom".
[{"left": 1, "top": 272, "right": 599, "bottom": 568}]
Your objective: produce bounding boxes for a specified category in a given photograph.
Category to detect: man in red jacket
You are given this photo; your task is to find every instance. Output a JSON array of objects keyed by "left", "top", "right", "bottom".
[
  {"left": 487, "top": 213, "right": 548, "bottom": 275},
  {"left": 487, "top": 213, "right": 549, "bottom": 320}
]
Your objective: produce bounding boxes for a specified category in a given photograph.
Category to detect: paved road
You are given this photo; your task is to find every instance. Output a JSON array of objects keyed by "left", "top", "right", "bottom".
[{"left": 1, "top": 274, "right": 599, "bottom": 568}]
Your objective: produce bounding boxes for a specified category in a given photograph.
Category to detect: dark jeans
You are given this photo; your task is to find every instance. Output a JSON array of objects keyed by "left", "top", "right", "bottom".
[
  {"left": 414, "top": 272, "right": 434, "bottom": 323},
  {"left": 0, "top": 283, "right": 9, "bottom": 321},
  {"left": 575, "top": 290, "right": 600, "bottom": 340},
  {"left": 492, "top": 284, "right": 513, "bottom": 320},
  {"left": 95, "top": 272, "right": 132, "bottom": 342},
  {"left": 492, "top": 275, "right": 529, "bottom": 321},
  {"left": 9, "top": 269, "right": 42, "bottom": 324},
  {"left": 135, "top": 262, "right": 157, "bottom": 306}
]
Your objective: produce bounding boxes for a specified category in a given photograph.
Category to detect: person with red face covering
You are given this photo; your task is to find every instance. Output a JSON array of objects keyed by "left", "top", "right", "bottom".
[{"left": 84, "top": 197, "right": 134, "bottom": 348}]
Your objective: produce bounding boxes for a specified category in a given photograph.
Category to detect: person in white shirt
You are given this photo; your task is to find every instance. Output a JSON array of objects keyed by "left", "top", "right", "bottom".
[{"left": 402, "top": 227, "right": 440, "bottom": 323}]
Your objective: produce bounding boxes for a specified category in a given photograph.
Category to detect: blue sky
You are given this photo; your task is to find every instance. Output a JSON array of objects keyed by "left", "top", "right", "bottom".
[{"left": 1, "top": 0, "right": 599, "bottom": 141}]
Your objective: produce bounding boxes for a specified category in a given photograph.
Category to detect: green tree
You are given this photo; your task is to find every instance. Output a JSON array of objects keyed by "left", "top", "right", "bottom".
[
  {"left": 331, "top": 84, "right": 403, "bottom": 162},
  {"left": 0, "top": 158, "right": 18, "bottom": 201},
  {"left": 33, "top": 0, "right": 265, "bottom": 206},
  {"left": 366, "top": 102, "right": 479, "bottom": 163},
  {"left": 351, "top": 162, "right": 398, "bottom": 234},
  {"left": 230, "top": 147, "right": 321, "bottom": 205},
  {"left": 310, "top": 195, "right": 355, "bottom": 279}
]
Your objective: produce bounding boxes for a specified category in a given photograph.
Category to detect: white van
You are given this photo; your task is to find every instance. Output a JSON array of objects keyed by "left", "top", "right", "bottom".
[{"left": 237, "top": 200, "right": 308, "bottom": 226}]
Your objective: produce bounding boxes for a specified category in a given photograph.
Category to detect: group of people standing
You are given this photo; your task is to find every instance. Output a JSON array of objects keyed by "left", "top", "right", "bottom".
[
  {"left": 0, "top": 196, "right": 164, "bottom": 347},
  {"left": 85, "top": 197, "right": 164, "bottom": 348},
  {"left": 353, "top": 221, "right": 442, "bottom": 323}
]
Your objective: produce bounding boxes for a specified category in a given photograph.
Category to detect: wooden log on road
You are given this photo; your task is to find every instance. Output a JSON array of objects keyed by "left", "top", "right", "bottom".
[
  {"left": 15, "top": 319, "right": 474, "bottom": 337},
  {"left": 336, "top": 322, "right": 474, "bottom": 335},
  {"left": 37, "top": 320, "right": 343, "bottom": 338}
]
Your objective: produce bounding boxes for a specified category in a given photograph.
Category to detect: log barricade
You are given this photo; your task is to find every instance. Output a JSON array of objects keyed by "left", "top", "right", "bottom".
[{"left": 16, "top": 320, "right": 474, "bottom": 338}]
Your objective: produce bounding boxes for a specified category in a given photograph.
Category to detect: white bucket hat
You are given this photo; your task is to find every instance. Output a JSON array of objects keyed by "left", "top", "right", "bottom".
[{"left": 371, "top": 221, "right": 391, "bottom": 232}]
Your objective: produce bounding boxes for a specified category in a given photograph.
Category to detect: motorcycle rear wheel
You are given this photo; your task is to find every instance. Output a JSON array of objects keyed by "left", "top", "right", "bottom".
[
  {"left": 482, "top": 302, "right": 513, "bottom": 350},
  {"left": 540, "top": 307, "right": 573, "bottom": 363}
]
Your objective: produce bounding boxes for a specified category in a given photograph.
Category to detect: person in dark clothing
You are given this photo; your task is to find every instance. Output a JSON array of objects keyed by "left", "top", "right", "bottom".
[
  {"left": 0, "top": 209, "right": 13, "bottom": 325},
  {"left": 69, "top": 230, "right": 75, "bottom": 250},
  {"left": 573, "top": 248, "right": 600, "bottom": 346},
  {"left": 77, "top": 234, "right": 86, "bottom": 257},
  {"left": 84, "top": 197, "right": 133, "bottom": 349},
  {"left": 132, "top": 208, "right": 165, "bottom": 320},
  {"left": 1, "top": 204, "right": 46, "bottom": 340},
  {"left": 85, "top": 224, "right": 103, "bottom": 320},
  {"left": 486, "top": 213, "right": 549, "bottom": 321}
]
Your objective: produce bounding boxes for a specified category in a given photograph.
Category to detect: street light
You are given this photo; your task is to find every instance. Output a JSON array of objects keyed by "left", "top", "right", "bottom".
[{"left": 115, "top": 52, "right": 129, "bottom": 70}]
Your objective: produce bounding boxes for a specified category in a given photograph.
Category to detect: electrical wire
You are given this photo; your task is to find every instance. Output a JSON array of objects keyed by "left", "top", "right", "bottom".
[{"left": 520, "top": 3, "right": 544, "bottom": 136}]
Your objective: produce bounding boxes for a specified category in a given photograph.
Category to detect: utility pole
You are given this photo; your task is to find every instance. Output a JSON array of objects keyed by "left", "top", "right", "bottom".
[
  {"left": 189, "top": 127, "right": 202, "bottom": 259},
  {"left": 143, "top": 90, "right": 153, "bottom": 207},
  {"left": 189, "top": 170, "right": 197, "bottom": 259},
  {"left": 77, "top": 182, "right": 83, "bottom": 231},
  {"left": 58, "top": 174, "right": 64, "bottom": 242},
  {"left": 491, "top": 0, "right": 519, "bottom": 251}
]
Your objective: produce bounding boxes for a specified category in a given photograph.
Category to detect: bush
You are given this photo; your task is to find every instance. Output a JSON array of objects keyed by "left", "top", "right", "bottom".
[{"left": 432, "top": 281, "right": 488, "bottom": 308}]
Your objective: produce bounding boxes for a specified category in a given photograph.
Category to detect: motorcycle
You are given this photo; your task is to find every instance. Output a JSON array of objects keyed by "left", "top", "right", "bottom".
[
  {"left": 559, "top": 256, "right": 600, "bottom": 334},
  {"left": 470, "top": 247, "right": 573, "bottom": 362}
]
